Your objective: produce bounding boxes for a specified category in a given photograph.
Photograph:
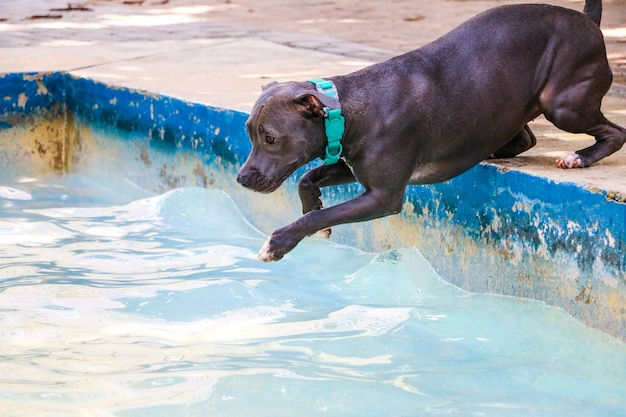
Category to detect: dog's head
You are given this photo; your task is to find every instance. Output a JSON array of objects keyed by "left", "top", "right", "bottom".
[{"left": 236, "top": 81, "right": 340, "bottom": 193}]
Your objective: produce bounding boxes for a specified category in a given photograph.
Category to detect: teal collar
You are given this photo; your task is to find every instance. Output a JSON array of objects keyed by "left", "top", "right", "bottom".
[{"left": 308, "top": 78, "right": 345, "bottom": 165}]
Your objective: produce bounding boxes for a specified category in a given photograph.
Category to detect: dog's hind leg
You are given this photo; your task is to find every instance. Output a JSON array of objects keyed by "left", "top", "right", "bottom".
[
  {"left": 541, "top": 57, "right": 626, "bottom": 168},
  {"left": 491, "top": 124, "right": 537, "bottom": 158}
]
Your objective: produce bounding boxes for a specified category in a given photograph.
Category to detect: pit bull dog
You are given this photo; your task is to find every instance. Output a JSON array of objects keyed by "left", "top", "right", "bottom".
[{"left": 237, "top": 0, "right": 626, "bottom": 262}]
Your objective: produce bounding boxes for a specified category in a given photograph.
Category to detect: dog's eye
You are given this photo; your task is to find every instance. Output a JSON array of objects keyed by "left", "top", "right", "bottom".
[{"left": 265, "top": 135, "right": 276, "bottom": 144}]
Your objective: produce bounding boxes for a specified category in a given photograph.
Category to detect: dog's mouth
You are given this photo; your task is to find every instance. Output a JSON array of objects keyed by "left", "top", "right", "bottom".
[{"left": 237, "top": 169, "right": 291, "bottom": 194}]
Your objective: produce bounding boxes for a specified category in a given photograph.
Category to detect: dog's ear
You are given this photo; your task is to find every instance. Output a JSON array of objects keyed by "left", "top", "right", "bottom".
[
  {"left": 294, "top": 91, "right": 340, "bottom": 119},
  {"left": 295, "top": 93, "right": 326, "bottom": 118},
  {"left": 262, "top": 81, "right": 279, "bottom": 91}
]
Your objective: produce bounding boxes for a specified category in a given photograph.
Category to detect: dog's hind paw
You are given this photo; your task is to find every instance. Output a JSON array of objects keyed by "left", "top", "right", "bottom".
[
  {"left": 313, "top": 228, "right": 332, "bottom": 239},
  {"left": 556, "top": 152, "right": 583, "bottom": 169}
]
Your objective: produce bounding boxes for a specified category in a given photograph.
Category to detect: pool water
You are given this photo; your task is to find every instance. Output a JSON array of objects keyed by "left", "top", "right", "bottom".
[{"left": 1, "top": 174, "right": 625, "bottom": 417}]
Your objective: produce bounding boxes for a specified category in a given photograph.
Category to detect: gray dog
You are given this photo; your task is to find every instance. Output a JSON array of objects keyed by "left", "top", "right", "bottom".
[{"left": 237, "top": 0, "right": 626, "bottom": 262}]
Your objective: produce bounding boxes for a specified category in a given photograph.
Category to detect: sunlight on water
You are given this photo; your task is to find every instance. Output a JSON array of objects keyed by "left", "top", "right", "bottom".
[{"left": 1, "top": 175, "right": 625, "bottom": 417}]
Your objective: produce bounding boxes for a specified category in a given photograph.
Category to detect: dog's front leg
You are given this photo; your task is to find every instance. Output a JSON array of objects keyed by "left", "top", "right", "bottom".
[
  {"left": 298, "top": 161, "right": 357, "bottom": 239},
  {"left": 258, "top": 187, "right": 405, "bottom": 262},
  {"left": 298, "top": 161, "right": 356, "bottom": 214}
]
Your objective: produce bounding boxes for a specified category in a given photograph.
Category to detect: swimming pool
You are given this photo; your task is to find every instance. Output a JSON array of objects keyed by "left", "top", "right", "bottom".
[
  {"left": 2, "top": 71, "right": 624, "bottom": 340},
  {"left": 0, "top": 72, "right": 625, "bottom": 415}
]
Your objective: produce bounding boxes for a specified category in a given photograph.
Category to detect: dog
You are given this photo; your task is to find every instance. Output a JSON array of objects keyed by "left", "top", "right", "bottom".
[{"left": 237, "top": 0, "right": 626, "bottom": 262}]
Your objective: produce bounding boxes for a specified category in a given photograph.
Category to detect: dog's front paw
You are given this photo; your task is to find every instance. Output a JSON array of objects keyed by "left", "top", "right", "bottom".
[
  {"left": 556, "top": 152, "right": 584, "bottom": 169},
  {"left": 257, "top": 237, "right": 274, "bottom": 262},
  {"left": 257, "top": 229, "right": 302, "bottom": 262}
]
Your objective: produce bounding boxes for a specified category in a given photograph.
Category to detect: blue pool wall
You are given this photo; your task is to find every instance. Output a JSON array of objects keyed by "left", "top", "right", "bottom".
[{"left": 1, "top": 72, "right": 624, "bottom": 340}]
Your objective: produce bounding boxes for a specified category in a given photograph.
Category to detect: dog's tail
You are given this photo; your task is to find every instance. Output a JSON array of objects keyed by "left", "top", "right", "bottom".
[{"left": 583, "top": 0, "right": 602, "bottom": 26}]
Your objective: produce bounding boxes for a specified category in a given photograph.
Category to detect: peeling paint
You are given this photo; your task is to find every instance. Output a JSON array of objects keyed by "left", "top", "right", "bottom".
[
  {"left": 17, "top": 93, "right": 28, "bottom": 109},
  {"left": 606, "top": 190, "right": 626, "bottom": 202}
]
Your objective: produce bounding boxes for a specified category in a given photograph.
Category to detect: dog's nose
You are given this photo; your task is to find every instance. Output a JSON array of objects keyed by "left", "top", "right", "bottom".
[{"left": 237, "top": 173, "right": 251, "bottom": 188}]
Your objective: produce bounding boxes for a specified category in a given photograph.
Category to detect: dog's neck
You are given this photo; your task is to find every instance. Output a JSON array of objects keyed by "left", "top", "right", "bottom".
[
  {"left": 326, "top": 77, "right": 370, "bottom": 165},
  {"left": 308, "top": 79, "right": 345, "bottom": 165}
]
